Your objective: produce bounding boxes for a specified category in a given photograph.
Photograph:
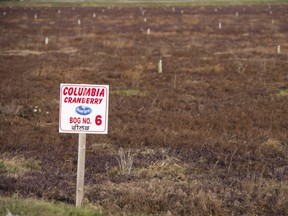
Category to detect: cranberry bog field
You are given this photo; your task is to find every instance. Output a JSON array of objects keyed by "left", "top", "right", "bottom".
[{"left": 0, "top": 3, "right": 288, "bottom": 215}]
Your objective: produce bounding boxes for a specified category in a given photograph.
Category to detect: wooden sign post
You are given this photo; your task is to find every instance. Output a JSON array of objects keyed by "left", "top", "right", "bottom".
[
  {"left": 59, "top": 84, "right": 109, "bottom": 207},
  {"left": 76, "top": 133, "right": 86, "bottom": 207}
]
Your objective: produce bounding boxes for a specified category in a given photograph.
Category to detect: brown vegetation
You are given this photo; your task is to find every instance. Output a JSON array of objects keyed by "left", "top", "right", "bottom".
[{"left": 0, "top": 4, "right": 288, "bottom": 215}]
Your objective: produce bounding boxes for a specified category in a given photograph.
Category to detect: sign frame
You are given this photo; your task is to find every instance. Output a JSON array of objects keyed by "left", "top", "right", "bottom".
[{"left": 59, "top": 83, "right": 109, "bottom": 134}]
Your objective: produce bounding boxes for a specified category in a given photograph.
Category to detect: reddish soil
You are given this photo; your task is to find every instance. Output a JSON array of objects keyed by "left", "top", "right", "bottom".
[{"left": 0, "top": 4, "right": 288, "bottom": 215}]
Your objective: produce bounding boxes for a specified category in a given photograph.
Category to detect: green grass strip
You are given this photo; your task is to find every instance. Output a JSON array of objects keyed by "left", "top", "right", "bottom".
[
  {"left": 0, "top": 197, "right": 102, "bottom": 216},
  {"left": 276, "top": 89, "right": 288, "bottom": 96}
]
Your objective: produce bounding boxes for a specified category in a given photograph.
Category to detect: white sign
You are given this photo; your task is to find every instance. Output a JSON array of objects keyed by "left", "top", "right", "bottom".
[{"left": 59, "top": 83, "right": 109, "bottom": 134}]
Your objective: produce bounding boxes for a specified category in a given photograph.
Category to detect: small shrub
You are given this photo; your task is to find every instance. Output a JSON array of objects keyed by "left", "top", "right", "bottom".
[
  {"left": 0, "top": 101, "right": 22, "bottom": 116},
  {"left": 116, "top": 148, "right": 134, "bottom": 175}
]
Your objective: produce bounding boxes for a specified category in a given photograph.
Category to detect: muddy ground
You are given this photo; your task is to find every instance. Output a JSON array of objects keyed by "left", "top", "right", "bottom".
[{"left": 0, "top": 4, "right": 288, "bottom": 215}]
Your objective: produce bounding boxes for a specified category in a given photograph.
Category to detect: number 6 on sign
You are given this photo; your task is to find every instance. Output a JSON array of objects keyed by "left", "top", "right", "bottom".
[{"left": 95, "top": 115, "right": 102, "bottom": 126}]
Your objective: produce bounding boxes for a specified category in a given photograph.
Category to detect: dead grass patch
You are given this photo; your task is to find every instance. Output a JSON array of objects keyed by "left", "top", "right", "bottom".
[
  {"left": 184, "top": 79, "right": 210, "bottom": 88},
  {"left": 0, "top": 101, "right": 22, "bottom": 117},
  {"left": 25, "top": 66, "right": 78, "bottom": 82},
  {"left": 121, "top": 65, "right": 144, "bottom": 87},
  {"left": 194, "top": 64, "right": 225, "bottom": 73},
  {"left": 0, "top": 155, "right": 41, "bottom": 178},
  {"left": 1, "top": 50, "right": 43, "bottom": 56},
  {"left": 122, "top": 66, "right": 142, "bottom": 80},
  {"left": 136, "top": 156, "right": 187, "bottom": 181},
  {"left": 235, "top": 46, "right": 285, "bottom": 55},
  {"left": 258, "top": 138, "right": 287, "bottom": 158},
  {"left": 1, "top": 47, "right": 77, "bottom": 57},
  {"left": 182, "top": 15, "right": 200, "bottom": 25},
  {"left": 88, "top": 179, "right": 223, "bottom": 215},
  {"left": 111, "top": 89, "right": 147, "bottom": 97},
  {"left": 240, "top": 179, "right": 288, "bottom": 215},
  {"left": 91, "top": 143, "right": 116, "bottom": 154},
  {"left": 55, "top": 47, "right": 78, "bottom": 54},
  {"left": 102, "top": 38, "right": 134, "bottom": 49}
]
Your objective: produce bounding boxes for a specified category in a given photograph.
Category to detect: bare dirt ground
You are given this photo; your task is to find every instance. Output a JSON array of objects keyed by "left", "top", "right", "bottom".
[{"left": 0, "top": 4, "right": 288, "bottom": 215}]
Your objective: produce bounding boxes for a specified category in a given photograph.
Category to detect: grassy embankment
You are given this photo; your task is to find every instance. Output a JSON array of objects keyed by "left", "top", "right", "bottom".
[{"left": 0, "top": 197, "right": 102, "bottom": 216}]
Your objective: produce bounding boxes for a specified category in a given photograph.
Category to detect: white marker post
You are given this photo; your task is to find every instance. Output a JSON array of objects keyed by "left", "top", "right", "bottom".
[
  {"left": 158, "top": 59, "right": 162, "bottom": 74},
  {"left": 59, "top": 84, "right": 109, "bottom": 207},
  {"left": 147, "top": 28, "right": 150, "bottom": 35},
  {"left": 218, "top": 22, "right": 222, "bottom": 29},
  {"left": 277, "top": 45, "right": 281, "bottom": 54}
]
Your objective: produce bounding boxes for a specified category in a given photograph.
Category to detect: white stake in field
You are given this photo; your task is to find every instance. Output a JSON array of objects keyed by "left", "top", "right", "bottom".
[
  {"left": 158, "top": 59, "right": 162, "bottom": 74},
  {"left": 147, "top": 28, "right": 151, "bottom": 35},
  {"left": 277, "top": 45, "right": 281, "bottom": 54},
  {"left": 45, "top": 37, "right": 49, "bottom": 45}
]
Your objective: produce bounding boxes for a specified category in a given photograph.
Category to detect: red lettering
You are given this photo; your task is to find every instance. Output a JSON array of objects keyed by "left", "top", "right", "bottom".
[
  {"left": 68, "top": 87, "right": 74, "bottom": 96},
  {"left": 82, "top": 117, "right": 91, "bottom": 124},
  {"left": 99, "top": 89, "right": 105, "bottom": 97},
  {"left": 63, "top": 87, "right": 68, "bottom": 95},
  {"left": 86, "top": 88, "right": 91, "bottom": 96},
  {"left": 63, "top": 87, "right": 105, "bottom": 97},
  {"left": 70, "top": 117, "right": 81, "bottom": 124},
  {"left": 95, "top": 115, "right": 102, "bottom": 126},
  {"left": 91, "top": 88, "right": 96, "bottom": 96}
]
